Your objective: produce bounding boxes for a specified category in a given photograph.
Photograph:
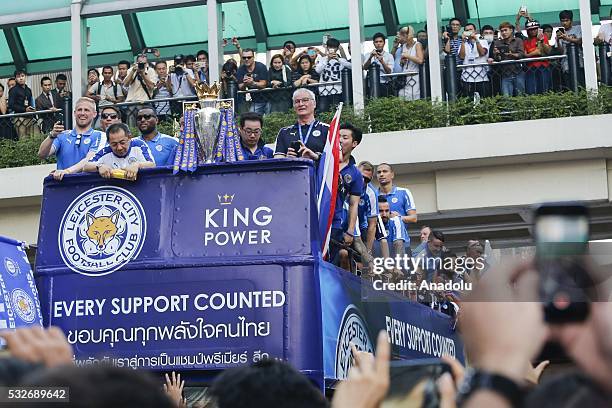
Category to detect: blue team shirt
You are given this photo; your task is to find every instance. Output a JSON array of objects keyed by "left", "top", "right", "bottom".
[
  {"left": 241, "top": 139, "right": 274, "bottom": 160},
  {"left": 135, "top": 132, "right": 178, "bottom": 167},
  {"left": 358, "top": 183, "right": 378, "bottom": 231},
  {"left": 376, "top": 216, "right": 409, "bottom": 243},
  {"left": 333, "top": 157, "right": 364, "bottom": 229},
  {"left": 51, "top": 128, "right": 103, "bottom": 170},
  {"left": 377, "top": 185, "right": 416, "bottom": 219}
]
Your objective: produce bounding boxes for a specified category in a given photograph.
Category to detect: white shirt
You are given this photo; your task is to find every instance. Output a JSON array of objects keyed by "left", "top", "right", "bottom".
[
  {"left": 598, "top": 22, "right": 612, "bottom": 45},
  {"left": 89, "top": 139, "right": 155, "bottom": 169},
  {"left": 460, "top": 39, "right": 490, "bottom": 83},
  {"left": 170, "top": 68, "right": 196, "bottom": 97}
]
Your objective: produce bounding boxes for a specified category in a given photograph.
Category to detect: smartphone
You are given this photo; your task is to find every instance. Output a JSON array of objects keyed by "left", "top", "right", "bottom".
[
  {"left": 557, "top": 27, "right": 565, "bottom": 34},
  {"left": 535, "top": 203, "right": 592, "bottom": 323},
  {"left": 322, "top": 33, "right": 330, "bottom": 47},
  {"left": 54, "top": 111, "right": 64, "bottom": 125},
  {"left": 144, "top": 48, "right": 155, "bottom": 54},
  {"left": 289, "top": 141, "right": 302, "bottom": 153},
  {"left": 386, "top": 359, "right": 452, "bottom": 402}
]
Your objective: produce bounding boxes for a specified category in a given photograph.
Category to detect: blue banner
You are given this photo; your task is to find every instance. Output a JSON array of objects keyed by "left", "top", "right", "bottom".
[{"left": 0, "top": 236, "right": 43, "bottom": 329}]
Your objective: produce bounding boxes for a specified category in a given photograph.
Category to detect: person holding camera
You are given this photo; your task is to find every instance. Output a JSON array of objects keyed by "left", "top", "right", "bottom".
[
  {"left": 443, "top": 18, "right": 463, "bottom": 60},
  {"left": 37, "top": 97, "right": 104, "bottom": 181},
  {"left": 362, "top": 32, "right": 395, "bottom": 97},
  {"left": 169, "top": 54, "right": 197, "bottom": 98},
  {"left": 124, "top": 54, "right": 158, "bottom": 103},
  {"left": 195, "top": 50, "right": 210, "bottom": 84},
  {"left": 556, "top": 9, "right": 584, "bottom": 89},
  {"left": 492, "top": 21, "right": 526, "bottom": 96},
  {"left": 459, "top": 22, "right": 490, "bottom": 98},
  {"left": 315, "top": 37, "right": 351, "bottom": 112},
  {"left": 236, "top": 48, "right": 269, "bottom": 115}
]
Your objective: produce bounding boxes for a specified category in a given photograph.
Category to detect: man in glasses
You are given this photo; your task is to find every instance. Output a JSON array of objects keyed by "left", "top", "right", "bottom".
[
  {"left": 38, "top": 97, "right": 104, "bottom": 181},
  {"left": 84, "top": 123, "right": 155, "bottom": 181},
  {"left": 273, "top": 88, "right": 328, "bottom": 159},
  {"left": 99, "top": 105, "right": 121, "bottom": 133},
  {"left": 236, "top": 48, "right": 269, "bottom": 115},
  {"left": 134, "top": 107, "right": 178, "bottom": 167},
  {"left": 238, "top": 112, "right": 273, "bottom": 160}
]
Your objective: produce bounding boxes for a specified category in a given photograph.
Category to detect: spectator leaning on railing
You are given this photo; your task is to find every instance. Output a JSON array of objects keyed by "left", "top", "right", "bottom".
[
  {"left": 523, "top": 20, "right": 553, "bottom": 95},
  {"left": 38, "top": 97, "right": 104, "bottom": 181},
  {"left": 397, "top": 26, "right": 424, "bottom": 101},
  {"left": 362, "top": 32, "right": 395, "bottom": 97},
  {"left": 236, "top": 48, "right": 269, "bottom": 115},
  {"left": 292, "top": 54, "right": 320, "bottom": 89},
  {"left": 556, "top": 9, "right": 584, "bottom": 88},
  {"left": 459, "top": 22, "right": 490, "bottom": 98},
  {"left": 86, "top": 65, "right": 125, "bottom": 107},
  {"left": 267, "top": 54, "right": 293, "bottom": 114},
  {"left": 315, "top": 37, "right": 351, "bottom": 112},
  {"left": 153, "top": 61, "right": 173, "bottom": 121},
  {"left": 492, "top": 21, "right": 526, "bottom": 96},
  {"left": 8, "top": 69, "right": 35, "bottom": 139}
]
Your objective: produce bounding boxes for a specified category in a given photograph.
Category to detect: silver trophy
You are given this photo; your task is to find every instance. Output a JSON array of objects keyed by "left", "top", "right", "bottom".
[{"left": 192, "top": 82, "right": 222, "bottom": 163}]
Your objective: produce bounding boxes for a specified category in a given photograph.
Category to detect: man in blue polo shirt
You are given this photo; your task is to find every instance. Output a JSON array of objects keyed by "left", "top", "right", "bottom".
[
  {"left": 239, "top": 112, "right": 273, "bottom": 160},
  {"left": 329, "top": 123, "right": 364, "bottom": 270},
  {"left": 134, "top": 107, "right": 178, "bottom": 166},
  {"left": 274, "top": 88, "right": 329, "bottom": 160},
  {"left": 37, "top": 97, "right": 104, "bottom": 181},
  {"left": 376, "top": 162, "right": 417, "bottom": 253}
]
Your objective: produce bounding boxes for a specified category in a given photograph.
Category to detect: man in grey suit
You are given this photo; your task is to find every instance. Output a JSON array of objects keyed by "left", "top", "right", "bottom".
[{"left": 36, "top": 76, "right": 63, "bottom": 133}]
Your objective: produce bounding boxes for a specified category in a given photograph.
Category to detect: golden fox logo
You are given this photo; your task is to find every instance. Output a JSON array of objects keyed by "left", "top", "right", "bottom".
[{"left": 86, "top": 211, "right": 119, "bottom": 250}]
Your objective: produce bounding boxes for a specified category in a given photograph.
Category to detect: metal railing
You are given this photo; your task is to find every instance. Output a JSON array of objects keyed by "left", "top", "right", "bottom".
[
  {"left": 368, "top": 62, "right": 430, "bottom": 100},
  {"left": 443, "top": 43, "right": 586, "bottom": 101},
  {"left": 599, "top": 44, "right": 612, "bottom": 86}
]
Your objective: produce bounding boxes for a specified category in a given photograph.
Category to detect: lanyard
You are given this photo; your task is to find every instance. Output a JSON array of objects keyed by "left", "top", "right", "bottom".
[{"left": 298, "top": 121, "right": 316, "bottom": 145}]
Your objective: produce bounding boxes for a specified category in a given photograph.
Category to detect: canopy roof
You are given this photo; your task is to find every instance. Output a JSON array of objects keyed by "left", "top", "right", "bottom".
[{"left": 0, "top": 0, "right": 610, "bottom": 76}]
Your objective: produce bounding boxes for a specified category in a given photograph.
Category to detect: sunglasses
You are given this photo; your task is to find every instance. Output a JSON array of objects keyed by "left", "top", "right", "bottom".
[
  {"left": 101, "top": 113, "right": 118, "bottom": 119},
  {"left": 243, "top": 56, "right": 253, "bottom": 60},
  {"left": 136, "top": 114, "right": 155, "bottom": 121}
]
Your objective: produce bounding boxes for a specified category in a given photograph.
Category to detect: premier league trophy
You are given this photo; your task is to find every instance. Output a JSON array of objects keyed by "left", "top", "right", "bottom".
[{"left": 173, "top": 81, "right": 244, "bottom": 174}]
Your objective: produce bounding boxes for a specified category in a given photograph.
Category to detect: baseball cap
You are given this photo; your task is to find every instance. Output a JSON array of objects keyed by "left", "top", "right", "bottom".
[{"left": 525, "top": 20, "right": 540, "bottom": 30}]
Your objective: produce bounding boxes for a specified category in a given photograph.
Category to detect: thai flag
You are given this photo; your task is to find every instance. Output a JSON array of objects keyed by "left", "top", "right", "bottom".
[{"left": 316, "top": 102, "right": 343, "bottom": 258}]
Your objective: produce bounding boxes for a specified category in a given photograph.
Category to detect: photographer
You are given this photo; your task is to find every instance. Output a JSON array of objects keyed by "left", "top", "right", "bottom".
[
  {"left": 556, "top": 9, "right": 584, "bottom": 89},
  {"left": 170, "top": 54, "right": 197, "bottom": 98},
  {"left": 195, "top": 50, "right": 210, "bottom": 84},
  {"left": 459, "top": 22, "right": 490, "bottom": 98},
  {"left": 492, "top": 21, "right": 525, "bottom": 96},
  {"left": 443, "top": 17, "right": 463, "bottom": 59},
  {"left": 362, "top": 32, "right": 395, "bottom": 97},
  {"left": 124, "top": 54, "right": 157, "bottom": 102},
  {"left": 220, "top": 58, "right": 238, "bottom": 99}
]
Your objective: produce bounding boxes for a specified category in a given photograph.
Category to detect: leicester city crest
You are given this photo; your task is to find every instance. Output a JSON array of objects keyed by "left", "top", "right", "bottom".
[
  {"left": 58, "top": 186, "right": 147, "bottom": 277},
  {"left": 11, "top": 288, "right": 36, "bottom": 323}
]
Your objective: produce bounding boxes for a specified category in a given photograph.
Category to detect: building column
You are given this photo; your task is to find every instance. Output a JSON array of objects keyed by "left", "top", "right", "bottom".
[
  {"left": 348, "top": 0, "right": 365, "bottom": 112},
  {"left": 70, "top": 0, "right": 87, "bottom": 103},
  {"left": 425, "top": 0, "right": 443, "bottom": 101},
  {"left": 578, "top": 0, "right": 598, "bottom": 93},
  {"left": 208, "top": 0, "right": 223, "bottom": 85}
]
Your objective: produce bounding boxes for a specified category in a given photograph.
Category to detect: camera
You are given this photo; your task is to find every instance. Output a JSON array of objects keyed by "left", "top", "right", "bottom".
[
  {"left": 290, "top": 141, "right": 302, "bottom": 153},
  {"left": 138, "top": 62, "right": 145, "bottom": 70}
]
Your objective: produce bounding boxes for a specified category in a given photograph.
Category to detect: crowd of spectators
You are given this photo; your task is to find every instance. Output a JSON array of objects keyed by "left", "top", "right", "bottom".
[{"left": 1, "top": 7, "right": 611, "bottom": 141}]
